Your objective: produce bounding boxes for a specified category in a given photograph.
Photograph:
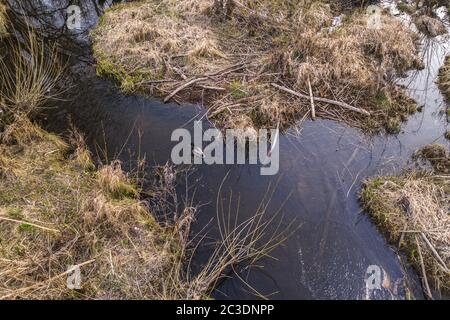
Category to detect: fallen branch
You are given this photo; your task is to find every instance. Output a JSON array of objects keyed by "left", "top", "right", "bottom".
[
  {"left": 205, "top": 63, "right": 246, "bottom": 78},
  {"left": 198, "top": 85, "right": 226, "bottom": 91},
  {"left": 420, "top": 232, "right": 449, "bottom": 273},
  {"left": 164, "top": 77, "right": 208, "bottom": 103},
  {"left": 415, "top": 235, "right": 433, "bottom": 300},
  {"left": 0, "top": 214, "right": 60, "bottom": 234},
  {"left": 0, "top": 259, "right": 96, "bottom": 299},
  {"left": 271, "top": 83, "right": 371, "bottom": 116},
  {"left": 307, "top": 78, "right": 316, "bottom": 120}
]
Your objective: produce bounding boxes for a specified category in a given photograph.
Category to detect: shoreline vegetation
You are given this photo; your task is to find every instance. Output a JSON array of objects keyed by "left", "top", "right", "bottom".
[
  {"left": 0, "top": 11, "right": 291, "bottom": 299},
  {"left": 0, "top": 0, "right": 449, "bottom": 300},
  {"left": 439, "top": 55, "right": 450, "bottom": 102},
  {"left": 440, "top": 55, "right": 450, "bottom": 139},
  {"left": 360, "top": 144, "right": 450, "bottom": 298},
  {"left": 91, "top": 0, "right": 424, "bottom": 133}
]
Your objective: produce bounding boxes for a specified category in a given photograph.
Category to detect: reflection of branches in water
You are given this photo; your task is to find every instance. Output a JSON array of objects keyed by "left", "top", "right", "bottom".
[{"left": 397, "top": 34, "right": 450, "bottom": 133}]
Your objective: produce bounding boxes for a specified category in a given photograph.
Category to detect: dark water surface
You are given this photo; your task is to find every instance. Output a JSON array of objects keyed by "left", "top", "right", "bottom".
[{"left": 42, "top": 4, "right": 450, "bottom": 300}]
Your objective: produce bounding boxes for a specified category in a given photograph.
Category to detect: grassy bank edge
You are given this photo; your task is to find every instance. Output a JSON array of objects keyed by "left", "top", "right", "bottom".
[
  {"left": 90, "top": 0, "right": 423, "bottom": 134},
  {"left": 359, "top": 145, "right": 450, "bottom": 298}
]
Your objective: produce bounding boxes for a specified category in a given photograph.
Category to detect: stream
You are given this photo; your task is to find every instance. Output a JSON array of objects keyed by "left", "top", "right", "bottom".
[{"left": 36, "top": 1, "right": 450, "bottom": 299}]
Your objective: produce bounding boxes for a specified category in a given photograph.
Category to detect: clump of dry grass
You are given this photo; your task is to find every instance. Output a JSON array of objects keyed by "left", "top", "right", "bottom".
[
  {"left": 92, "top": 0, "right": 422, "bottom": 133},
  {"left": 414, "top": 143, "right": 450, "bottom": 174},
  {"left": 360, "top": 144, "right": 450, "bottom": 297},
  {"left": 92, "top": 0, "right": 226, "bottom": 94},
  {"left": 438, "top": 55, "right": 450, "bottom": 101},
  {"left": 0, "top": 29, "right": 64, "bottom": 118},
  {"left": 414, "top": 14, "right": 447, "bottom": 37}
]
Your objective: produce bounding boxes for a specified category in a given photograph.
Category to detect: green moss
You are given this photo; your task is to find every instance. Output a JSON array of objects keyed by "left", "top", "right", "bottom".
[
  {"left": 109, "top": 181, "right": 139, "bottom": 200},
  {"left": 18, "top": 223, "right": 34, "bottom": 233},
  {"left": 227, "top": 80, "right": 249, "bottom": 100}
]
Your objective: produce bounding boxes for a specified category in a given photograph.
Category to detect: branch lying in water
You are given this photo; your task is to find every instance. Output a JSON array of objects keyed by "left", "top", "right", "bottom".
[{"left": 271, "top": 83, "right": 371, "bottom": 116}]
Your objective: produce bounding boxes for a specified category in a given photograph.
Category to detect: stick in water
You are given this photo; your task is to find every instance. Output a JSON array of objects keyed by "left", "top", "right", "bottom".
[
  {"left": 271, "top": 83, "right": 371, "bottom": 116},
  {"left": 307, "top": 78, "right": 316, "bottom": 120}
]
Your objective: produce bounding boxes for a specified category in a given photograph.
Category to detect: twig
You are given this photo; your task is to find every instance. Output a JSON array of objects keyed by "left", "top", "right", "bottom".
[
  {"left": 398, "top": 221, "right": 408, "bottom": 249},
  {"left": 271, "top": 83, "right": 371, "bottom": 116},
  {"left": 415, "top": 235, "right": 433, "bottom": 300},
  {"left": 0, "top": 259, "right": 96, "bottom": 299},
  {"left": 0, "top": 215, "right": 60, "bottom": 234},
  {"left": 204, "top": 63, "right": 246, "bottom": 77},
  {"left": 164, "top": 77, "right": 208, "bottom": 103},
  {"left": 420, "top": 232, "right": 449, "bottom": 273},
  {"left": 198, "top": 85, "right": 226, "bottom": 91},
  {"left": 307, "top": 77, "right": 316, "bottom": 120},
  {"left": 172, "top": 66, "right": 187, "bottom": 80},
  {"left": 139, "top": 79, "right": 177, "bottom": 85}
]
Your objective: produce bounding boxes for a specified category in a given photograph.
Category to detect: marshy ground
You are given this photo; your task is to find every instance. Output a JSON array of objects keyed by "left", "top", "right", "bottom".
[
  {"left": 1, "top": 0, "right": 450, "bottom": 300},
  {"left": 0, "top": 5, "right": 289, "bottom": 299},
  {"left": 91, "top": 0, "right": 424, "bottom": 133}
]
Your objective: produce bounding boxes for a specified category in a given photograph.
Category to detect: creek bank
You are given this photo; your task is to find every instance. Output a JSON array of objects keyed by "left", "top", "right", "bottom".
[
  {"left": 0, "top": 6, "right": 291, "bottom": 299},
  {"left": 91, "top": 0, "right": 422, "bottom": 133},
  {"left": 439, "top": 55, "right": 450, "bottom": 102},
  {"left": 0, "top": 118, "right": 182, "bottom": 299},
  {"left": 360, "top": 144, "right": 450, "bottom": 298}
]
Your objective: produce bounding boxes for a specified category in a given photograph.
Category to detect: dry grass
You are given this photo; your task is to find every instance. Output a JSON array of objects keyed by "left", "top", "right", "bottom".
[
  {"left": 0, "top": 119, "right": 292, "bottom": 299},
  {"left": 0, "top": 17, "right": 293, "bottom": 299},
  {"left": 439, "top": 55, "right": 450, "bottom": 101},
  {"left": 154, "top": 170, "right": 295, "bottom": 299},
  {"left": 414, "top": 143, "right": 450, "bottom": 174},
  {"left": 414, "top": 14, "right": 447, "bottom": 37},
  {"left": 0, "top": 119, "right": 177, "bottom": 299},
  {"left": 92, "top": 0, "right": 422, "bottom": 133},
  {"left": 360, "top": 145, "right": 450, "bottom": 297},
  {"left": 0, "top": 2, "right": 7, "bottom": 38},
  {"left": 0, "top": 29, "right": 64, "bottom": 118}
]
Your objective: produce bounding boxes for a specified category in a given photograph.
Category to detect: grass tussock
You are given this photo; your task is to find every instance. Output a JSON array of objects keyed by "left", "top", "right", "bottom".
[
  {"left": 0, "top": 119, "right": 177, "bottom": 299},
  {"left": 414, "top": 143, "right": 450, "bottom": 174},
  {"left": 438, "top": 55, "right": 450, "bottom": 101},
  {"left": 92, "top": 0, "right": 422, "bottom": 133},
  {"left": 413, "top": 14, "right": 447, "bottom": 37},
  {"left": 360, "top": 144, "right": 450, "bottom": 297},
  {"left": 0, "top": 30, "right": 64, "bottom": 116}
]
